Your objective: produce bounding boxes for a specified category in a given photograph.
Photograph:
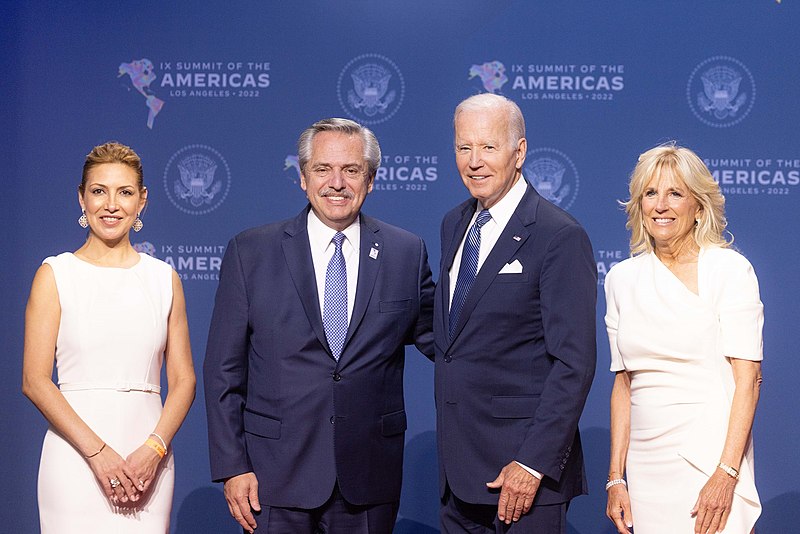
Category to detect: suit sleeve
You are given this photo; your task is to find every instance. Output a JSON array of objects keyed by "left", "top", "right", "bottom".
[
  {"left": 515, "top": 224, "right": 597, "bottom": 482},
  {"left": 412, "top": 236, "right": 435, "bottom": 360},
  {"left": 203, "top": 236, "right": 253, "bottom": 482}
]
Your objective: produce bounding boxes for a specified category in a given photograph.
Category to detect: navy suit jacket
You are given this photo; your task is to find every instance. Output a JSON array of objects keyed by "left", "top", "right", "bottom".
[
  {"left": 204, "top": 207, "right": 434, "bottom": 508},
  {"left": 434, "top": 182, "right": 596, "bottom": 506}
]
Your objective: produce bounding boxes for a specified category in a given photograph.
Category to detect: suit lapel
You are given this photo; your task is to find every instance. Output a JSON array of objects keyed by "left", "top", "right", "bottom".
[
  {"left": 342, "top": 214, "right": 382, "bottom": 360},
  {"left": 447, "top": 184, "right": 539, "bottom": 345},
  {"left": 282, "top": 207, "right": 331, "bottom": 356}
]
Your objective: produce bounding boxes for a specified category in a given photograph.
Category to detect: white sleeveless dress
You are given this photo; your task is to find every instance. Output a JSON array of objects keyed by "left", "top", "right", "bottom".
[
  {"left": 37, "top": 252, "right": 175, "bottom": 533},
  {"left": 604, "top": 248, "right": 762, "bottom": 533}
]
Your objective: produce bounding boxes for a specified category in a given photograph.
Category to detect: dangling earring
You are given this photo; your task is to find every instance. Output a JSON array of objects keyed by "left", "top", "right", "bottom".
[
  {"left": 132, "top": 213, "right": 143, "bottom": 233},
  {"left": 78, "top": 210, "right": 88, "bottom": 228}
]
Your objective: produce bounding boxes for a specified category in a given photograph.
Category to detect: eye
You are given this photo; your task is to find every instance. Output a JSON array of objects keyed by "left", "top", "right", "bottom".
[
  {"left": 644, "top": 190, "right": 656, "bottom": 197},
  {"left": 456, "top": 145, "right": 470, "bottom": 154},
  {"left": 669, "top": 191, "right": 683, "bottom": 198},
  {"left": 312, "top": 166, "right": 330, "bottom": 177},
  {"left": 91, "top": 188, "right": 105, "bottom": 195},
  {"left": 484, "top": 145, "right": 496, "bottom": 152},
  {"left": 120, "top": 189, "right": 134, "bottom": 196},
  {"left": 344, "top": 167, "right": 361, "bottom": 178}
]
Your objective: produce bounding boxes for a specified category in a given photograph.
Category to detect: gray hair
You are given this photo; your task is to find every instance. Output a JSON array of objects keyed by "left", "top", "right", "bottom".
[
  {"left": 453, "top": 93, "right": 526, "bottom": 146},
  {"left": 297, "top": 118, "right": 381, "bottom": 179}
]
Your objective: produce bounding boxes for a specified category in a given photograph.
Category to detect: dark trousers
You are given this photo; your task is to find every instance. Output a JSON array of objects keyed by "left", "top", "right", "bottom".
[
  {"left": 440, "top": 484, "right": 568, "bottom": 534},
  {"left": 253, "top": 483, "right": 399, "bottom": 534}
]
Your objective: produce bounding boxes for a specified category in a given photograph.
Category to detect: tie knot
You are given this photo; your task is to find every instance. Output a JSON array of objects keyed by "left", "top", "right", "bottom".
[
  {"left": 475, "top": 209, "right": 492, "bottom": 228},
  {"left": 332, "top": 232, "right": 346, "bottom": 248}
]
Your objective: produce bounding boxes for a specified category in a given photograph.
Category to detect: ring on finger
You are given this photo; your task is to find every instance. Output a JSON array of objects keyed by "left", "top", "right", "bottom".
[{"left": 109, "top": 477, "right": 121, "bottom": 488}]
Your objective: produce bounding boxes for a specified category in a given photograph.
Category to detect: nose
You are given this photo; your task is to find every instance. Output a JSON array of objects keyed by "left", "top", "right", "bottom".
[
  {"left": 468, "top": 150, "right": 483, "bottom": 168},
  {"left": 105, "top": 195, "right": 119, "bottom": 212},
  {"left": 654, "top": 194, "right": 669, "bottom": 211},
  {"left": 328, "top": 169, "right": 346, "bottom": 190}
]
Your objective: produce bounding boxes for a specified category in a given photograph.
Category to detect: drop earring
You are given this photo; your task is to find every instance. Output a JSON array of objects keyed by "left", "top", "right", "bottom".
[
  {"left": 132, "top": 214, "right": 143, "bottom": 232},
  {"left": 78, "top": 210, "right": 88, "bottom": 228}
]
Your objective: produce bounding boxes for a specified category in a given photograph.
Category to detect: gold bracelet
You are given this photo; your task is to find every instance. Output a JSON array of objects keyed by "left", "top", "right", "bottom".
[
  {"left": 717, "top": 462, "right": 739, "bottom": 479},
  {"left": 145, "top": 438, "right": 166, "bottom": 458},
  {"left": 84, "top": 442, "right": 106, "bottom": 458}
]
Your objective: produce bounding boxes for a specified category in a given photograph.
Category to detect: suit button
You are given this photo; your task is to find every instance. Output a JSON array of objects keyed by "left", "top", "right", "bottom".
[
  {"left": 444, "top": 356, "right": 452, "bottom": 363},
  {"left": 330, "top": 416, "right": 335, "bottom": 424},
  {"left": 333, "top": 373, "right": 342, "bottom": 381}
]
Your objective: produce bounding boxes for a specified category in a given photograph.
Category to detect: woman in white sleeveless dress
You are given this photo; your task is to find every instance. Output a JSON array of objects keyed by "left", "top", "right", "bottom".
[
  {"left": 604, "top": 144, "right": 762, "bottom": 534},
  {"left": 22, "top": 142, "right": 196, "bottom": 533}
]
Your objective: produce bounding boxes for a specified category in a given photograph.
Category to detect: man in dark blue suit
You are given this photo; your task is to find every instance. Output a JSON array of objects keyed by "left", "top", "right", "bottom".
[
  {"left": 204, "top": 118, "right": 434, "bottom": 533},
  {"left": 435, "top": 94, "right": 596, "bottom": 533}
]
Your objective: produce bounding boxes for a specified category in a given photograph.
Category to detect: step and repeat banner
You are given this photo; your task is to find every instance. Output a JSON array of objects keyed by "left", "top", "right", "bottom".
[{"left": 3, "top": 2, "right": 798, "bottom": 532}]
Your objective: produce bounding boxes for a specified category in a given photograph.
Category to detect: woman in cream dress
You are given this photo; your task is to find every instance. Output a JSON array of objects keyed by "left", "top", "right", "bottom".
[
  {"left": 604, "top": 144, "right": 763, "bottom": 534},
  {"left": 22, "top": 142, "right": 196, "bottom": 533}
]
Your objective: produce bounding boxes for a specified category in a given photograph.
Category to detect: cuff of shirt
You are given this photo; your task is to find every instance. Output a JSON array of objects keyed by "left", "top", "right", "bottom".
[{"left": 515, "top": 461, "right": 543, "bottom": 479}]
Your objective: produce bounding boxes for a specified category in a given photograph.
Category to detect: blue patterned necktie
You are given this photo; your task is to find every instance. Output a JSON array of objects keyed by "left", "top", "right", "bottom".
[
  {"left": 323, "top": 232, "right": 348, "bottom": 360},
  {"left": 449, "top": 209, "right": 492, "bottom": 337}
]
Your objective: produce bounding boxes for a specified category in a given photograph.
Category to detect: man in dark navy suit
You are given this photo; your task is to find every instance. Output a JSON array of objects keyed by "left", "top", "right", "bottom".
[
  {"left": 204, "top": 118, "right": 434, "bottom": 533},
  {"left": 434, "top": 93, "right": 596, "bottom": 533}
]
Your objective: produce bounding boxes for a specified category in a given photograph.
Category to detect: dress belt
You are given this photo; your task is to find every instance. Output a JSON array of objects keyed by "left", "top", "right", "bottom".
[{"left": 59, "top": 381, "right": 161, "bottom": 393}]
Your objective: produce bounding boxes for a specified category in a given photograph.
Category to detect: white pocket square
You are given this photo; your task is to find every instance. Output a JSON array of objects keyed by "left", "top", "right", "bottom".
[{"left": 498, "top": 259, "right": 523, "bottom": 274}]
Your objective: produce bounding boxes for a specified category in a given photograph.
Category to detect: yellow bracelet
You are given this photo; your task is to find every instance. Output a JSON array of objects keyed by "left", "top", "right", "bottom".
[{"left": 145, "top": 438, "right": 166, "bottom": 458}]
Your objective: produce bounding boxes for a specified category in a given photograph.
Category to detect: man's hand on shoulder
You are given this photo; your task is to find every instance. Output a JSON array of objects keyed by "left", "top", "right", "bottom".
[
  {"left": 486, "top": 461, "right": 541, "bottom": 524},
  {"left": 224, "top": 472, "right": 261, "bottom": 533}
]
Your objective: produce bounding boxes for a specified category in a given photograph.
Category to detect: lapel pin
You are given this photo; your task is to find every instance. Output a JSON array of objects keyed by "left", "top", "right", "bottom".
[
  {"left": 369, "top": 247, "right": 379, "bottom": 259},
  {"left": 513, "top": 235, "right": 522, "bottom": 241}
]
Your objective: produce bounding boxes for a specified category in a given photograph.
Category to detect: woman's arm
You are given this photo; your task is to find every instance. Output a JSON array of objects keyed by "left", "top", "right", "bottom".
[
  {"left": 692, "top": 358, "right": 761, "bottom": 534},
  {"left": 126, "top": 270, "right": 196, "bottom": 492},
  {"left": 606, "top": 370, "right": 633, "bottom": 534},
  {"left": 22, "top": 264, "right": 140, "bottom": 504}
]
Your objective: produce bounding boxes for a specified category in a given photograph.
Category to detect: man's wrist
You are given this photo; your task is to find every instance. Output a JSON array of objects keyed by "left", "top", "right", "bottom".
[{"left": 514, "top": 461, "right": 543, "bottom": 479}]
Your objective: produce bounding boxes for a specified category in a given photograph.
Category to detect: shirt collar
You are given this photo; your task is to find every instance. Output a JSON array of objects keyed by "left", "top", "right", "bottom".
[
  {"left": 478, "top": 175, "right": 527, "bottom": 227},
  {"left": 306, "top": 208, "right": 361, "bottom": 252}
]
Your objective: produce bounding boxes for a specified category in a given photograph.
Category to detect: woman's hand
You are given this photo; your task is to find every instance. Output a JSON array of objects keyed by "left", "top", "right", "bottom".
[
  {"left": 125, "top": 442, "right": 164, "bottom": 496},
  {"left": 691, "top": 469, "right": 737, "bottom": 534},
  {"left": 606, "top": 484, "right": 634, "bottom": 534},
  {"left": 86, "top": 444, "right": 141, "bottom": 505}
]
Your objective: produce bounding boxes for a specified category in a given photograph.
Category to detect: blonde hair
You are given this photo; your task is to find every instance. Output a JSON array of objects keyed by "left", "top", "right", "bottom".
[
  {"left": 623, "top": 142, "right": 730, "bottom": 255},
  {"left": 80, "top": 141, "right": 144, "bottom": 194}
]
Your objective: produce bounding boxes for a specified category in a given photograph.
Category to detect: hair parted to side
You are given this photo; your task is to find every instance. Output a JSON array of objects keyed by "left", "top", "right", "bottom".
[
  {"left": 297, "top": 118, "right": 381, "bottom": 179},
  {"left": 623, "top": 142, "right": 731, "bottom": 256},
  {"left": 80, "top": 141, "right": 144, "bottom": 194},
  {"left": 453, "top": 93, "right": 526, "bottom": 147}
]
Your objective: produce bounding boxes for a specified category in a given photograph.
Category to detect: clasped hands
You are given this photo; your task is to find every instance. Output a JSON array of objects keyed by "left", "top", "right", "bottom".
[
  {"left": 86, "top": 442, "right": 163, "bottom": 507},
  {"left": 486, "top": 461, "right": 541, "bottom": 524}
]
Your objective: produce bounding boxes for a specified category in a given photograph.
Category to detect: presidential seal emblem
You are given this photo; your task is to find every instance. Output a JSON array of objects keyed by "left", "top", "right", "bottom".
[
  {"left": 468, "top": 60, "right": 508, "bottom": 94},
  {"left": 338, "top": 54, "right": 405, "bottom": 125},
  {"left": 524, "top": 148, "right": 580, "bottom": 210},
  {"left": 163, "top": 144, "right": 231, "bottom": 215},
  {"left": 687, "top": 56, "right": 755, "bottom": 128}
]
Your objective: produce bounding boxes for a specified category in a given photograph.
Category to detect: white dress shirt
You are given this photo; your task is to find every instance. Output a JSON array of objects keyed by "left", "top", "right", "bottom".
[
  {"left": 307, "top": 210, "right": 360, "bottom": 323},
  {"left": 448, "top": 175, "right": 527, "bottom": 309},
  {"left": 447, "top": 176, "right": 542, "bottom": 480}
]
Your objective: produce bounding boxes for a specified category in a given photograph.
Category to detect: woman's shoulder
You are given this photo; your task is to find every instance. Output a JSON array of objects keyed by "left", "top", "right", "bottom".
[
  {"left": 701, "top": 246, "right": 755, "bottom": 273},
  {"left": 607, "top": 253, "right": 647, "bottom": 277},
  {"left": 41, "top": 251, "right": 76, "bottom": 269},
  {"left": 604, "top": 253, "right": 647, "bottom": 291},
  {"left": 138, "top": 252, "right": 175, "bottom": 275}
]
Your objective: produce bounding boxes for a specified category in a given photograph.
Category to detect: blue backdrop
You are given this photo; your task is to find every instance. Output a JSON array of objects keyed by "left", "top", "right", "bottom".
[{"left": 3, "top": 2, "right": 798, "bottom": 532}]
